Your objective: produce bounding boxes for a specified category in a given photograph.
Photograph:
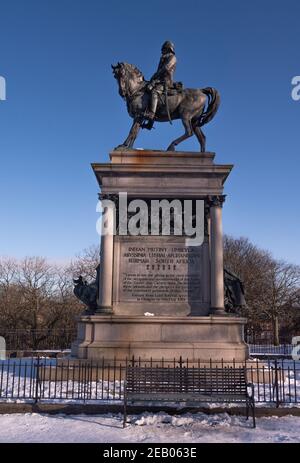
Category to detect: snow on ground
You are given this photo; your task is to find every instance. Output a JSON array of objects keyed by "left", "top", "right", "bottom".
[{"left": 0, "top": 412, "right": 300, "bottom": 443}]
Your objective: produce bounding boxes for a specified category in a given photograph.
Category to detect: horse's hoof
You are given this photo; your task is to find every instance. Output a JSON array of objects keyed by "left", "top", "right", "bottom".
[
  {"left": 166, "top": 145, "right": 175, "bottom": 152},
  {"left": 114, "top": 144, "right": 132, "bottom": 151}
]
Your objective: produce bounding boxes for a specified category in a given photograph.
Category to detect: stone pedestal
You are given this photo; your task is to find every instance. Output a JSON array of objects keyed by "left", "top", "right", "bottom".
[
  {"left": 71, "top": 315, "right": 248, "bottom": 362},
  {"left": 71, "top": 149, "right": 248, "bottom": 362}
]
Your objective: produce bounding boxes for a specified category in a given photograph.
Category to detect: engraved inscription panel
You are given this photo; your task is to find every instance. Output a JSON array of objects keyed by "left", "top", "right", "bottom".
[{"left": 118, "top": 240, "right": 202, "bottom": 303}]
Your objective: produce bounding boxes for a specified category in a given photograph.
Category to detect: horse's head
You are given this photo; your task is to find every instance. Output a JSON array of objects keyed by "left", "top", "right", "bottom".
[{"left": 112, "top": 62, "right": 145, "bottom": 99}]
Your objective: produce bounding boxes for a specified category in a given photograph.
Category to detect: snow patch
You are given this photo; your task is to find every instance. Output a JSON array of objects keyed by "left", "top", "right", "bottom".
[{"left": 0, "top": 412, "right": 300, "bottom": 443}]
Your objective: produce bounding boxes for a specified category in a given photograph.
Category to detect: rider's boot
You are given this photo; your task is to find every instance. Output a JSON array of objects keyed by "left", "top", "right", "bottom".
[{"left": 142, "top": 93, "right": 158, "bottom": 130}]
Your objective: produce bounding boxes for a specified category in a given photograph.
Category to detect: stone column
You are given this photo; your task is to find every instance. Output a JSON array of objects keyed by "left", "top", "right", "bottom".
[
  {"left": 209, "top": 195, "right": 226, "bottom": 315},
  {"left": 202, "top": 204, "right": 211, "bottom": 307},
  {"left": 96, "top": 194, "right": 116, "bottom": 314}
]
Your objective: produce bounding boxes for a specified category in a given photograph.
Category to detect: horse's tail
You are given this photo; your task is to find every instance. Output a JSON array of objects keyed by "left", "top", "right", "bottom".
[{"left": 198, "top": 87, "right": 220, "bottom": 127}]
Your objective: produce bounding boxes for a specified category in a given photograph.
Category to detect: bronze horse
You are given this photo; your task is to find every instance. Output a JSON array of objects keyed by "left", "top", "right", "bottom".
[{"left": 112, "top": 62, "right": 220, "bottom": 152}]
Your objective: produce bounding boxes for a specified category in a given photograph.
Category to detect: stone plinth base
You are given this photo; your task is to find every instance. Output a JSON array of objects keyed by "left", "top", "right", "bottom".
[{"left": 71, "top": 315, "right": 248, "bottom": 362}]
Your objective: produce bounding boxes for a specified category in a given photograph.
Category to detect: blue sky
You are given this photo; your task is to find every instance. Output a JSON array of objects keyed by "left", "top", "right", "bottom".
[{"left": 0, "top": 0, "right": 299, "bottom": 264}]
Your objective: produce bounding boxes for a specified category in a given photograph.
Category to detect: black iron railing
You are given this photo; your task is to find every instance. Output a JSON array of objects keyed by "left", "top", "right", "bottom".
[
  {"left": 0, "top": 357, "right": 299, "bottom": 407},
  {"left": 248, "top": 344, "right": 293, "bottom": 356}
]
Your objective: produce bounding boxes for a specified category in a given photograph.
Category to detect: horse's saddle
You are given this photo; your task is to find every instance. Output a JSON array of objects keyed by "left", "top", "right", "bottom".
[
  {"left": 147, "top": 81, "right": 184, "bottom": 96},
  {"left": 156, "top": 82, "right": 184, "bottom": 107}
]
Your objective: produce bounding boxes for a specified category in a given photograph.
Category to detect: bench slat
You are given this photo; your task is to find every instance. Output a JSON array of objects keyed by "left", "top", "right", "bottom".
[{"left": 126, "top": 366, "right": 249, "bottom": 400}]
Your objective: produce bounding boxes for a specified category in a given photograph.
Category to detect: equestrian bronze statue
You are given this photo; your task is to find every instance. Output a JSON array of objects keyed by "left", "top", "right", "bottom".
[{"left": 112, "top": 40, "right": 220, "bottom": 152}]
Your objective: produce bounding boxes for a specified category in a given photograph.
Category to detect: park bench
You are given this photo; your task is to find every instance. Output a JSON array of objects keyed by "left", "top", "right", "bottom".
[{"left": 123, "top": 365, "right": 256, "bottom": 428}]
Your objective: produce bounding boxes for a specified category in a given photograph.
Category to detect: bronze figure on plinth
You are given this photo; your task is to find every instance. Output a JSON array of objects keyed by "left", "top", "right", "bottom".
[{"left": 112, "top": 40, "right": 220, "bottom": 152}]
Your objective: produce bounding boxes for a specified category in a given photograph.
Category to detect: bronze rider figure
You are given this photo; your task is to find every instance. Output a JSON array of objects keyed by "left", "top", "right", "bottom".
[{"left": 144, "top": 40, "right": 177, "bottom": 129}]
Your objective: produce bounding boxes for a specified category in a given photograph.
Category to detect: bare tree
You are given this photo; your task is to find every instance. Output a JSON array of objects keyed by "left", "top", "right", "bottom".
[
  {"left": 51, "top": 266, "right": 83, "bottom": 330},
  {"left": 0, "top": 252, "right": 97, "bottom": 349},
  {"left": 16, "top": 257, "right": 58, "bottom": 344},
  {"left": 224, "top": 236, "right": 300, "bottom": 344},
  {"left": 261, "top": 261, "right": 300, "bottom": 345},
  {"left": 68, "top": 245, "right": 99, "bottom": 282},
  {"left": 224, "top": 235, "right": 273, "bottom": 318},
  {"left": 0, "top": 257, "right": 18, "bottom": 286},
  {"left": 0, "top": 258, "right": 22, "bottom": 330}
]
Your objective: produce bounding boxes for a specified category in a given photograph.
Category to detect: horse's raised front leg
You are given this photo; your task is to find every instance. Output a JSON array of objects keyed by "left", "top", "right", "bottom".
[
  {"left": 166, "top": 118, "right": 193, "bottom": 151},
  {"left": 115, "top": 119, "right": 141, "bottom": 150}
]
